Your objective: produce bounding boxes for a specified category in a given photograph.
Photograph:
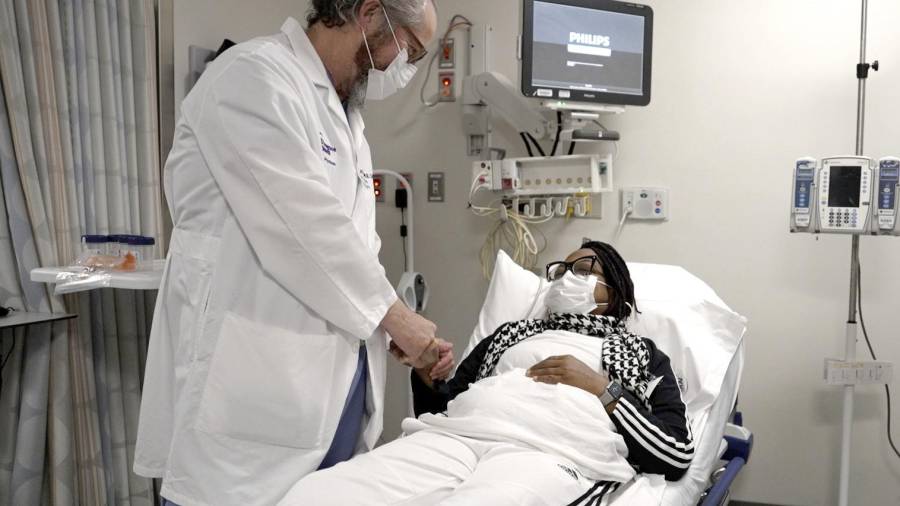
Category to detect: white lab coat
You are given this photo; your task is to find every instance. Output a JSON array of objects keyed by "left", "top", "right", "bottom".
[{"left": 134, "top": 18, "right": 398, "bottom": 506}]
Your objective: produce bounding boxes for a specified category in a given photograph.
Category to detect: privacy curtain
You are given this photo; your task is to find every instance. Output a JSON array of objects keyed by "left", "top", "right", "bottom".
[{"left": 0, "top": 0, "right": 164, "bottom": 504}]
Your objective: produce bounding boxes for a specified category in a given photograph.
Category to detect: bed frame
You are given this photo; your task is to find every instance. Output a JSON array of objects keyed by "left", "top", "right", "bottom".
[{"left": 698, "top": 410, "right": 754, "bottom": 506}]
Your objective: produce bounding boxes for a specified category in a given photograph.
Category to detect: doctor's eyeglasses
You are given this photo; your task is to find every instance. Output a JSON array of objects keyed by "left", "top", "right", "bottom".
[
  {"left": 402, "top": 28, "right": 428, "bottom": 63},
  {"left": 545, "top": 256, "right": 603, "bottom": 281}
]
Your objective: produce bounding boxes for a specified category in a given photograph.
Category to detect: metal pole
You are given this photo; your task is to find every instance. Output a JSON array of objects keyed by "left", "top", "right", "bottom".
[
  {"left": 839, "top": 1, "right": 868, "bottom": 504},
  {"left": 855, "top": 0, "right": 868, "bottom": 157}
]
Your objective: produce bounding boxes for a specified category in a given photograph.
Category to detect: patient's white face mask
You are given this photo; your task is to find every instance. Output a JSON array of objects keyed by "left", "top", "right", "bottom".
[{"left": 545, "top": 271, "right": 610, "bottom": 315}]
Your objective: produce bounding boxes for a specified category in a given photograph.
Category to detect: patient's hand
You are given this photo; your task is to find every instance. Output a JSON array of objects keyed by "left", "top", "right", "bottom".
[
  {"left": 428, "top": 340, "right": 455, "bottom": 381},
  {"left": 526, "top": 355, "right": 609, "bottom": 397},
  {"left": 390, "top": 339, "right": 455, "bottom": 387}
]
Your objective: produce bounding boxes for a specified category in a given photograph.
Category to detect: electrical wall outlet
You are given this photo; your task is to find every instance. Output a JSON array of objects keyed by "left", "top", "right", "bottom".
[
  {"left": 373, "top": 175, "right": 385, "bottom": 203},
  {"left": 824, "top": 359, "right": 893, "bottom": 385},
  {"left": 395, "top": 173, "right": 413, "bottom": 209},
  {"left": 439, "top": 38, "right": 455, "bottom": 69},
  {"left": 397, "top": 173, "right": 413, "bottom": 191},
  {"left": 621, "top": 187, "right": 669, "bottom": 220},
  {"left": 438, "top": 72, "right": 456, "bottom": 102}
]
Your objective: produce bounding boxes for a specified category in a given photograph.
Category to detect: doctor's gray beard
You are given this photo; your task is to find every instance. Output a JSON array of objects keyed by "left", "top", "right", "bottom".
[
  {"left": 347, "top": 53, "right": 369, "bottom": 109},
  {"left": 346, "top": 29, "right": 391, "bottom": 109}
]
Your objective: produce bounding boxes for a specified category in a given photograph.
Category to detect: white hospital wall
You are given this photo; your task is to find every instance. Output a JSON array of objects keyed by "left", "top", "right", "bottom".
[
  {"left": 172, "top": 1, "right": 900, "bottom": 504},
  {"left": 172, "top": 0, "right": 306, "bottom": 110}
]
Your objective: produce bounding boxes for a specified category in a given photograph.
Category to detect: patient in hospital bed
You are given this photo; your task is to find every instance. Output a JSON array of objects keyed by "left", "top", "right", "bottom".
[{"left": 280, "top": 241, "right": 693, "bottom": 506}]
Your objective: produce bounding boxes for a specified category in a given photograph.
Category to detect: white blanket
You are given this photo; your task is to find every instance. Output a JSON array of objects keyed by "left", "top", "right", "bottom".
[{"left": 403, "top": 369, "right": 636, "bottom": 483}]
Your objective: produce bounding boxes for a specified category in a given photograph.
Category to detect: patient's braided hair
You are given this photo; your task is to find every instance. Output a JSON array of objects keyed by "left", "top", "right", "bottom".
[{"left": 581, "top": 240, "right": 638, "bottom": 321}]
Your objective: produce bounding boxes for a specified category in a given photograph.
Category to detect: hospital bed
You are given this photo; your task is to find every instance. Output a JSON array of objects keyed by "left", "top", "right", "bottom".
[{"left": 466, "top": 252, "right": 753, "bottom": 505}]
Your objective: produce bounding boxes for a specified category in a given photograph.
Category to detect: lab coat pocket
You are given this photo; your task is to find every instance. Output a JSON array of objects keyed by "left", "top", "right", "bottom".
[
  {"left": 166, "top": 253, "right": 213, "bottom": 360},
  {"left": 195, "top": 311, "right": 337, "bottom": 449}
]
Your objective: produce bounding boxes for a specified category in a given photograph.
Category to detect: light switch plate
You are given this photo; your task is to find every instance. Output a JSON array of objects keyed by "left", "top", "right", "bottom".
[{"left": 428, "top": 172, "right": 445, "bottom": 202}]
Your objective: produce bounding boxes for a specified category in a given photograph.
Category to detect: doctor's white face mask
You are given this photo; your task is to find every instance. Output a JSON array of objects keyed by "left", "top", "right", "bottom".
[
  {"left": 360, "top": 5, "right": 418, "bottom": 101},
  {"left": 545, "top": 271, "right": 610, "bottom": 315}
]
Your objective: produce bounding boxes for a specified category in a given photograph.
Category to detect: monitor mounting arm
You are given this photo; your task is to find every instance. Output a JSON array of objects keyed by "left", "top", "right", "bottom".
[{"left": 462, "top": 71, "right": 550, "bottom": 157}]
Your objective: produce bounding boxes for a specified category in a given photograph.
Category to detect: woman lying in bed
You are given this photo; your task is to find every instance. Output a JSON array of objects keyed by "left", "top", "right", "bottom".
[{"left": 280, "top": 241, "right": 693, "bottom": 506}]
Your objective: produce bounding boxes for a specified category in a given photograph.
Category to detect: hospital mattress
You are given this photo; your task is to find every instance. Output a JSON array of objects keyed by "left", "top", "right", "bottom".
[{"left": 606, "top": 344, "right": 744, "bottom": 506}]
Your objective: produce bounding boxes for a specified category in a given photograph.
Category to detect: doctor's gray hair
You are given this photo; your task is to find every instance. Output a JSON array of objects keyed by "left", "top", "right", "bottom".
[{"left": 307, "top": 0, "right": 433, "bottom": 29}]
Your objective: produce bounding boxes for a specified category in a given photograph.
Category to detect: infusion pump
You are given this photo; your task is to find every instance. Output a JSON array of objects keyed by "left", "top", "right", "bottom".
[{"left": 790, "top": 156, "right": 900, "bottom": 236}]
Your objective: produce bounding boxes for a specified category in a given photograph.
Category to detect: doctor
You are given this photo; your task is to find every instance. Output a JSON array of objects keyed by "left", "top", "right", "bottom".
[{"left": 134, "top": 1, "right": 449, "bottom": 505}]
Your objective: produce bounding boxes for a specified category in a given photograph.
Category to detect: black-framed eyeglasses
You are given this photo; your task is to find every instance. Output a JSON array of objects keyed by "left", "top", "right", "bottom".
[
  {"left": 402, "top": 27, "right": 428, "bottom": 64},
  {"left": 545, "top": 256, "right": 604, "bottom": 282}
]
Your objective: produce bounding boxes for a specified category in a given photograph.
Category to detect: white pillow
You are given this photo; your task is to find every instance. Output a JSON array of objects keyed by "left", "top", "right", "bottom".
[
  {"left": 464, "top": 250, "right": 549, "bottom": 356},
  {"left": 626, "top": 263, "right": 747, "bottom": 416},
  {"left": 466, "top": 251, "right": 747, "bottom": 418}
]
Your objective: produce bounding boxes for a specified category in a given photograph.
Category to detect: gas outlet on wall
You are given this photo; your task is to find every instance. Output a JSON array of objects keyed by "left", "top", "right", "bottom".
[{"left": 622, "top": 187, "right": 669, "bottom": 221}]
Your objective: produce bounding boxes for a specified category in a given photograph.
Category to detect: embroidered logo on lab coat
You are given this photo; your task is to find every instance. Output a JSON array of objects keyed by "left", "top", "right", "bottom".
[
  {"left": 320, "top": 132, "right": 337, "bottom": 167},
  {"left": 358, "top": 168, "right": 373, "bottom": 188}
]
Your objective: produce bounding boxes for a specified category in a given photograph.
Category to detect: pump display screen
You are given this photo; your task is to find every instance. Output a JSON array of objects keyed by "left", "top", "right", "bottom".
[
  {"left": 828, "top": 166, "right": 862, "bottom": 207},
  {"left": 521, "top": 0, "right": 653, "bottom": 106}
]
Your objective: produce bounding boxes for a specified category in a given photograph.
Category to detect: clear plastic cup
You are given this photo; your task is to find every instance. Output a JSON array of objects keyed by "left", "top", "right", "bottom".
[
  {"left": 81, "top": 235, "right": 108, "bottom": 256},
  {"left": 131, "top": 236, "right": 156, "bottom": 270},
  {"left": 76, "top": 235, "right": 114, "bottom": 269},
  {"left": 107, "top": 234, "right": 125, "bottom": 258},
  {"left": 116, "top": 235, "right": 156, "bottom": 271}
]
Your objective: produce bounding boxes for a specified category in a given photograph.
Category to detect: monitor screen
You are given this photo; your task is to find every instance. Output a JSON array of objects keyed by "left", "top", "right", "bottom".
[
  {"left": 828, "top": 166, "right": 862, "bottom": 207},
  {"left": 521, "top": 0, "right": 653, "bottom": 106}
]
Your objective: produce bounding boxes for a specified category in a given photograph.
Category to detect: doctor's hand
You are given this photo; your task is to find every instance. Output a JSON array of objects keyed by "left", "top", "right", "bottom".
[
  {"left": 526, "top": 355, "right": 610, "bottom": 397},
  {"left": 391, "top": 339, "right": 455, "bottom": 388},
  {"left": 382, "top": 300, "right": 438, "bottom": 367}
]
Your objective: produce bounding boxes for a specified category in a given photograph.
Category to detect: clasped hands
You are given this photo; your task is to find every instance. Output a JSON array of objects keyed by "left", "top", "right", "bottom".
[
  {"left": 381, "top": 300, "right": 455, "bottom": 384},
  {"left": 389, "top": 338, "right": 455, "bottom": 384}
]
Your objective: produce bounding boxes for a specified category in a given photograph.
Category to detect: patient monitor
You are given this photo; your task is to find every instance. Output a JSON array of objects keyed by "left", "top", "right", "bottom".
[
  {"left": 521, "top": 0, "right": 654, "bottom": 107},
  {"left": 462, "top": 0, "right": 653, "bottom": 157}
]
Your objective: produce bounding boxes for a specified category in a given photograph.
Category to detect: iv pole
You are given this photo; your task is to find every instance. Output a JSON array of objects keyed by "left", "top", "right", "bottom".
[{"left": 839, "top": 0, "right": 879, "bottom": 504}]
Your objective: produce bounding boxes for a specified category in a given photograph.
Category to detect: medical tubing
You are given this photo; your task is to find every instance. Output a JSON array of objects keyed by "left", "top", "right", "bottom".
[
  {"left": 479, "top": 211, "right": 540, "bottom": 279},
  {"left": 470, "top": 151, "right": 546, "bottom": 278},
  {"left": 613, "top": 208, "right": 632, "bottom": 244},
  {"left": 856, "top": 263, "right": 900, "bottom": 460}
]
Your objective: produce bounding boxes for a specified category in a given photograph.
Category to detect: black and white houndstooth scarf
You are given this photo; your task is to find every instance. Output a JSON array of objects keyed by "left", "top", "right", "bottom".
[{"left": 476, "top": 312, "right": 657, "bottom": 408}]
